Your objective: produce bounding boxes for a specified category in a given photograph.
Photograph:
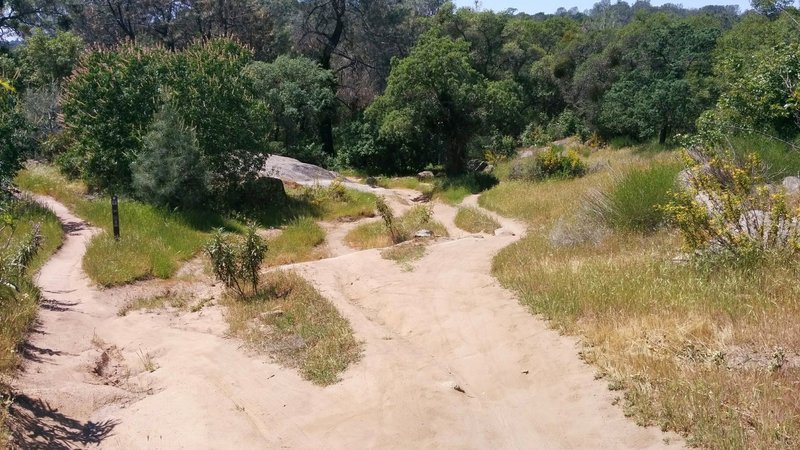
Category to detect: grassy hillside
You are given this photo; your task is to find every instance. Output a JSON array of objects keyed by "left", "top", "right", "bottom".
[{"left": 482, "top": 147, "right": 800, "bottom": 449}]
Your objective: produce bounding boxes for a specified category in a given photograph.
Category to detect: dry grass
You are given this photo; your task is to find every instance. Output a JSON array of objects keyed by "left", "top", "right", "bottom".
[
  {"left": 483, "top": 147, "right": 800, "bottom": 449},
  {"left": 381, "top": 242, "right": 426, "bottom": 271},
  {"left": 117, "top": 291, "right": 194, "bottom": 316},
  {"left": 344, "top": 205, "right": 449, "bottom": 250},
  {"left": 454, "top": 207, "right": 500, "bottom": 234},
  {"left": 223, "top": 271, "right": 361, "bottom": 385}
]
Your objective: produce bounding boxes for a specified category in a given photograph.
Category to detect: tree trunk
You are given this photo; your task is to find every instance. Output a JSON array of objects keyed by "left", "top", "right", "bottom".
[
  {"left": 445, "top": 135, "right": 466, "bottom": 175},
  {"left": 658, "top": 124, "right": 668, "bottom": 145}
]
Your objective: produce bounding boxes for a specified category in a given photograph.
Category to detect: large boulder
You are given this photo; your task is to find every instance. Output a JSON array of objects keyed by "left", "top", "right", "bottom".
[{"left": 261, "top": 154, "right": 337, "bottom": 183}]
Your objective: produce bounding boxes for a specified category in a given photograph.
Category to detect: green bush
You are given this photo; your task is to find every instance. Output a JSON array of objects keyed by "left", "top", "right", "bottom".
[
  {"left": 205, "top": 224, "right": 267, "bottom": 299},
  {"left": 520, "top": 122, "right": 552, "bottom": 147},
  {"left": 131, "top": 101, "right": 210, "bottom": 209},
  {"left": 508, "top": 146, "right": 588, "bottom": 181},
  {"left": 587, "top": 162, "right": 682, "bottom": 232}
]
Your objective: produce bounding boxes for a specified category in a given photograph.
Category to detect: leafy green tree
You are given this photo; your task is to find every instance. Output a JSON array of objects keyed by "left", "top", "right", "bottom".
[
  {"left": 244, "top": 56, "right": 336, "bottom": 152},
  {"left": 16, "top": 29, "right": 83, "bottom": 88},
  {"left": 62, "top": 37, "right": 269, "bottom": 200},
  {"left": 0, "top": 80, "right": 30, "bottom": 183},
  {"left": 598, "top": 14, "right": 720, "bottom": 143},
  {"left": 367, "top": 31, "right": 486, "bottom": 174},
  {"left": 131, "top": 100, "right": 210, "bottom": 209},
  {"left": 61, "top": 45, "right": 168, "bottom": 191},
  {"left": 751, "top": 0, "right": 795, "bottom": 18},
  {"left": 709, "top": 11, "right": 800, "bottom": 137},
  {"left": 168, "top": 38, "right": 269, "bottom": 198}
]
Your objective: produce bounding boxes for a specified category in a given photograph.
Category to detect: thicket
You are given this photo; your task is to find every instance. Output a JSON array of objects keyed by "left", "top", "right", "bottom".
[
  {"left": 60, "top": 38, "right": 268, "bottom": 204},
  {"left": 1, "top": 2, "right": 799, "bottom": 188}
]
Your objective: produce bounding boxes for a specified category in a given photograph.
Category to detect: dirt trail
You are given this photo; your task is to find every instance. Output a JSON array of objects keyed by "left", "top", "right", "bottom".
[{"left": 9, "top": 193, "right": 683, "bottom": 449}]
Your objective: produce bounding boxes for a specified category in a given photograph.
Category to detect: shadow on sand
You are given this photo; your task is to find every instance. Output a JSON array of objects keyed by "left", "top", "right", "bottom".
[{"left": 6, "top": 393, "right": 118, "bottom": 449}]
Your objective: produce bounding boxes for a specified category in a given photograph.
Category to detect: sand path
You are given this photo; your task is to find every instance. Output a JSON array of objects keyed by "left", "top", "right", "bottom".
[{"left": 8, "top": 193, "right": 683, "bottom": 449}]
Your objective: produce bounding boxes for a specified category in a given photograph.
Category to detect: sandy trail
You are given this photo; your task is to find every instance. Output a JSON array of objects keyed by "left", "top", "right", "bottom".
[{"left": 9, "top": 193, "right": 682, "bottom": 449}]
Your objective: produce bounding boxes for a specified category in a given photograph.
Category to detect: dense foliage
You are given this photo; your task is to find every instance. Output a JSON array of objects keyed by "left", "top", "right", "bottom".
[{"left": 0, "top": 0, "right": 798, "bottom": 190}]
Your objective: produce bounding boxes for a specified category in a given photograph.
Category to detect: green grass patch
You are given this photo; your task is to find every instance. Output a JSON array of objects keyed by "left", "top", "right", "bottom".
[
  {"left": 265, "top": 217, "right": 327, "bottom": 267},
  {"left": 729, "top": 134, "right": 800, "bottom": 182},
  {"left": 16, "top": 165, "right": 374, "bottom": 285},
  {"left": 454, "top": 207, "right": 500, "bottom": 234},
  {"left": 432, "top": 173, "right": 499, "bottom": 205},
  {"left": 345, "top": 205, "right": 449, "bottom": 250},
  {"left": 224, "top": 270, "right": 361, "bottom": 386},
  {"left": 16, "top": 165, "right": 240, "bottom": 286},
  {"left": 374, "top": 176, "right": 429, "bottom": 191}
]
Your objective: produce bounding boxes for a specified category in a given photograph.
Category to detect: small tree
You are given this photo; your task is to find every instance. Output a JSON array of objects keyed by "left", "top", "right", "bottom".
[
  {"left": 204, "top": 225, "right": 267, "bottom": 299},
  {"left": 131, "top": 100, "right": 210, "bottom": 209},
  {"left": 366, "top": 31, "right": 488, "bottom": 175}
]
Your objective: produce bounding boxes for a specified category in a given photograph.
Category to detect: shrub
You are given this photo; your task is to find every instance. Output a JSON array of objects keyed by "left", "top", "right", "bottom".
[
  {"left": 586, "top": 162, "right": 682, "bottom": 232},
  {"left": 663, "top": 149, "right": 800, "bottom": 261},
  {"left": 204, "top": 224, "right": 267, "bottom": 298},
  {"left": 508, "top": 146, "right": 587, "bottom": 181},
  {"left": 520, "top": 122, "right": 552, "bottom": 147},
  {"left": 131, "top": 101, "right": 210, "bottom": 209},
  {"left": 376, "top": 196, "right": 404, "bottom": 244}
]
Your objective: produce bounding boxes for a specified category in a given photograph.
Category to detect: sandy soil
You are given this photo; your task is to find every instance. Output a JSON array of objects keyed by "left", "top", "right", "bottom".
[{"left": 7, "top": 192, "right": 683, "bottom": 449}]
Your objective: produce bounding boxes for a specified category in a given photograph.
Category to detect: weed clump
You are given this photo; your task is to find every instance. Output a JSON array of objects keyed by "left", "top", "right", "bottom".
[
  {"left": 509, "top": 146, "right": 587, "bottom": 181},
  {"left": 205, "top": 224, "right": 266, "bottom": 299}
]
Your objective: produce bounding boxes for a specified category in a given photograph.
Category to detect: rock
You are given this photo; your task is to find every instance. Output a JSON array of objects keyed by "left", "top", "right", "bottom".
[
  {"left": 494, "top": 228, "right": 515, "bottom": 237},
  {"left": 261, "top": 154, "right": 338, "bottom": 183},
  {"left": 414, "top": 229, "right": 433, "bottom": 238},
  {"left": 482, "top": 164, "right": 494, "bottom": 174},
  {"left": 417, "top": 170, "right": 435, "bottom": 180},
  {"left": 782, "top": 176, "right": 800, "bottom": 193},
  {"left": 365, "top": 176, "right": 378, "bottom": 187},
  {"left": 466, "top": 159, "right": 488, "bottom": 172},
  {"left": 677, "top": 164, "right": 712, "bottom": 191}
]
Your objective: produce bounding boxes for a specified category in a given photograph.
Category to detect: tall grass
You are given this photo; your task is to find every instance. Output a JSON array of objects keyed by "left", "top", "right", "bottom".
[
  {"left": 585, "top": 162, "right": 682, "bottom": 232},
  {"left": 223, "top": 270, "right": 361, "bottom": 385},
  {"left": 482, "top": 146, "right": 800, "bottom": 449}
]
